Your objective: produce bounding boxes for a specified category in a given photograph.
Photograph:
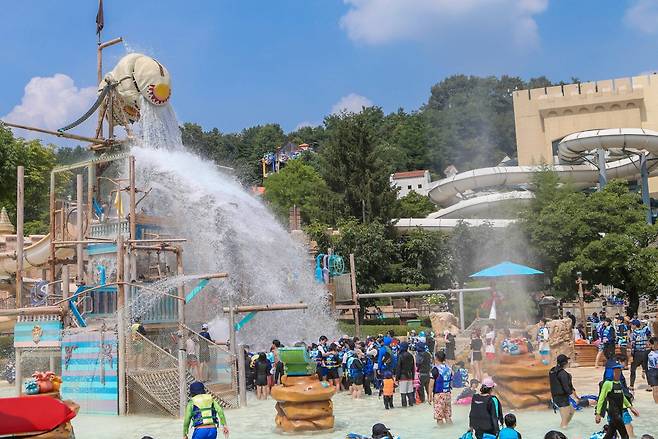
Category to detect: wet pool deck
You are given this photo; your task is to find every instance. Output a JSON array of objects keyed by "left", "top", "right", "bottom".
[{"left": 2, "top": 367, "right": 657, "bottom": 439}]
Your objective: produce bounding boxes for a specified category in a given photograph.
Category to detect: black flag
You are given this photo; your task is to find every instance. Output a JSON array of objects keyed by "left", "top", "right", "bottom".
[{"left": 96, "top": 0, "right": 104, "bottom": 36}]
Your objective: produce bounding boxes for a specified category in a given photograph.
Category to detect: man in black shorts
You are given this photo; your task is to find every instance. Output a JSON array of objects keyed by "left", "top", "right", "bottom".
[{"left": 549, "top": 354, "right": 579, "bottom": 428}]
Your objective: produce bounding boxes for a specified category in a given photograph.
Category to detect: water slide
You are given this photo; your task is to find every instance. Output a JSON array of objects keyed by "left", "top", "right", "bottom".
[
  {"left": 395, "top": 128, "right": 658, "bottom": 229},
  {"left": 0, "top": 234, "right": 74, "bottom": 275}
]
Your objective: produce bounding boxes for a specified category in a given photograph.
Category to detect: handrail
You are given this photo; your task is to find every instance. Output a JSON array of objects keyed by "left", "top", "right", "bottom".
[{"left": 181, "top": 323, "right": 230, "bottom": 349}]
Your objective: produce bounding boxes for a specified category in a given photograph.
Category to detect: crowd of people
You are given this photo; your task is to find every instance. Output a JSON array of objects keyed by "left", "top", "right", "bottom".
[{"left": 176, "top": 313, "right": 658, "bottom": 439}]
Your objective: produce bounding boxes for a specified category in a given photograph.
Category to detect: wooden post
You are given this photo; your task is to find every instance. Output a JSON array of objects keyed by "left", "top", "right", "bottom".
[
  {"left": 459, "top": 289, "right": 465, "bottom": 331},
  {"left": 14, "top": 349, "right": 22, "bottom": 396},
  {"left": 76, "top": 174, "right": 84, "bottom": 283},
  {"left": 116, "top": 236, "right": 127, "bottom": 415},
  {"left": 49, "top": 172, "right": 56, "bottom": 283},
  {"left": 129, "top": 156, "right": 136, "bottom": 240},
  {"left": 176, "top": 249, "right": 187, "bottom": 417},
  {"left": 577, "top": 273, "right": 587, "bottom": 325},
  {"left": 16, "top": 166, "right": 24, "bottom": 308},
  {"left": 237, "top": 344, "right": 247, "bottom": 407},
  {"left": 349, "top": 254, "right": 360, "bottom": 338},
  {"left": 87, "top": 164, "right": 95, "bottom": 225},
  {"left": 62, "top": 265, "right": 70, "bottom": 326},
  {"left": 228, "top": 298, "right": 236, "bottom": 356}
]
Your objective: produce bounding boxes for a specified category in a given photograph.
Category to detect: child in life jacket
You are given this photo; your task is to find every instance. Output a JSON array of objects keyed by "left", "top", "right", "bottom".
[
  {"left": 183, "top": 381, "right": 229, "bottom": 439},
  {"left": 452, "top": 361, "right": 469, "bottom": 388}
]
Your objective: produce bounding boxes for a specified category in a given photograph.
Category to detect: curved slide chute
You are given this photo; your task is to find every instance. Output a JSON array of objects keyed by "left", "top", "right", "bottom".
[
  {"left": 0, "top": 234, "right": 74, "bottom": 276},
  {"left": 395, "top": 128, "right": 658, "bottom": 230},
  {"left": 427, "top": 191, "right": 534, "bottom": 219}
]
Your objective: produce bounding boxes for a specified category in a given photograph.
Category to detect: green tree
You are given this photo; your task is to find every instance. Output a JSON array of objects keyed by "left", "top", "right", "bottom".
[
  {"left": 395, "top": 191, "right": 435, "bottom": 218},
  {"left": 262, "top": 160, "right": 337, "bottom": 224},
  {"left": 524, "top": 178, "right": 657, "bottom": 315},
  {"left": 321, "top": 108, "right": 398, "bottom": 224},
  {"left": 396, "top": 229, "right": 451, "bottom": 288},
  {"left": 0, "top": 126, "right": 58, "bottom": 234},
  {"left": 333, "top": 220, "right": 395, "bottom": 294}
]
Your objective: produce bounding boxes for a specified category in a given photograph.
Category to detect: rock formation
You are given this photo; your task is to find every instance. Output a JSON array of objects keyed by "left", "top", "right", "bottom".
[
  {"left": 430, "top": 312, "right": 460, "bottom": 336},
  {"left": 487, "top": 355, "right": 551, "bottom": 410},
  {"left": 271, "top": 375, "right": 336, "bottom": 432}
]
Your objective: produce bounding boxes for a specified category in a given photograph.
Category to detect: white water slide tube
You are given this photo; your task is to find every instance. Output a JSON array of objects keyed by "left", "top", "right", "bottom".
[
  {"left": 395, "top": 128, "right": 658, "bottom": 229},
  {"left": 0, "top": 234, "right": 74, "bottom": 276}
]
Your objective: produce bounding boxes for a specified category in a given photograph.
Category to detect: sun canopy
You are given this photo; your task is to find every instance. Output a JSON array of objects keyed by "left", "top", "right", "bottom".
[{"left": 469, "top": 261, "right": 543, "bottom": 278}]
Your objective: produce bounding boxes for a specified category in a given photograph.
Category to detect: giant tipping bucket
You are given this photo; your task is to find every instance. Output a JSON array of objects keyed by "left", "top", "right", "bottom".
[{"left": 271, "top": 347, "right": 336, "bottom": 432}]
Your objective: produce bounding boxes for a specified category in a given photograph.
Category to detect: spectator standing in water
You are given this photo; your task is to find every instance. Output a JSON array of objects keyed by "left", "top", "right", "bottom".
[
  {"left": 648, "top": 337, "right": 658, "bottom": 404},
  {"left": 537, "top": 319, "right": 551, "bottom": 366},
  {"left": 271, "top": 339, "right": 284, "bottom": 384},
  {"left": 429, "top": 351, "right": 453, "bottom": 426},
  {"left": 549, "top": 354, "right": 579, "bottom": 429},
  {"left": 470, "top": 329, "right": 484, "bottom": 382},
  {"left": 395, "top": 342, "right": 415, "bottom": 407},
  {"left": 484, "top": 324, "right": 497, "bottom": 362},
  {"left": 629, "top": 319, "right": 651, "bottom": 391},
  {"left": 469, "top": 377, "right": 503, "bottom": 439},
  {"left": 183, "top": 381, "right": 229, "bottom": 439},
  {"left": 198, "top": 323, "right": 214, "bottom": 382},
  {"left": 595, "top": 364, "right": 640, "bottom": 439},
  {"left": 415, "top": 341, "right": 432, "bottom": 403}
]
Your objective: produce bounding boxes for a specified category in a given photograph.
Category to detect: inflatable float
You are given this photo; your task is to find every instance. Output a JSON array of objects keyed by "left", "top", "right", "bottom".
[{"left": 0, "top": 395, "right": 78, "bottom": 438}]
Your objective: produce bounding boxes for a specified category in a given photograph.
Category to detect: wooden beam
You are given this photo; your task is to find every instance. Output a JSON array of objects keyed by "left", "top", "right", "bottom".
[
  {"left": 0, "top": 306, "right": 64, "bottom": 317},
  {"left": 358, "top": 287, "right": 491, "bottom": 299},
  {"left": 222, "top": 303, "right": 308, "bottom": 313},
  {"left": 16, "top": 166, "right": 24, "bottom": 308},
  {"left": 76, "top": 174, "right": 84, "bottom": 283},
  {"left": 1, "top": 121, "right": 110, "bottom": 144}
]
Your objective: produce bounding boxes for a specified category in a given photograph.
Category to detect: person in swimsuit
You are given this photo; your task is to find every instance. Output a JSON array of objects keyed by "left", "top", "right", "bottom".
[
  {"left": 471, "top": 329, "right": 484, "bottom": 382},
  {"left": 254, "top": 352, "right": 271, "bottom": 400}
]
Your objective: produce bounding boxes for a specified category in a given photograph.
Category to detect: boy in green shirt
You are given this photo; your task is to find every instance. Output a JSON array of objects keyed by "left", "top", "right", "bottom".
[
  {"left": 183, "top": 381, "right": 229, "bottom": 439},
  {"left": 595, "top": 365, "right": 639, "bottom": 439}
]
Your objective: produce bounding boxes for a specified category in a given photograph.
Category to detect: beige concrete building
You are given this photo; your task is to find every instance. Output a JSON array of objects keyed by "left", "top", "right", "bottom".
[{"left": 513, "top": 74, "right": 658, "bottom": 165}]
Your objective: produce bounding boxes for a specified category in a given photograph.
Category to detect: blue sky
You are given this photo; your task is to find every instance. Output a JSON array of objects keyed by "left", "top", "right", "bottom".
[{"left": 2, "top": 0, "right": 658, "bottom": 144}]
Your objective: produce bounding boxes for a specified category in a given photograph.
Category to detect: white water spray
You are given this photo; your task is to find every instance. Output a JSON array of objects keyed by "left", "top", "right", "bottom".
[{"left": 130, "top": 98, "right": 337, "bottom": 347}]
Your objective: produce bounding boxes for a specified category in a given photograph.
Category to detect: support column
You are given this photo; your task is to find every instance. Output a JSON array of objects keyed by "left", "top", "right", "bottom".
[
  {"left": 237, "top": 344, "right": 247, "bottom": 407},
  {"left": 349, "top": 254, "right": 360, "bottom": 337},
  {"left": 15, "top": 349, "right": 22, "bottom": 396},
  {"left": 16, "top": 166, "right": 24, "bottom": 308},
  {"left": 640, "top": 153, "right": 652, "bottom": 225},
  {"left": 76, "top": 174, "right": 84, "bottom": 283},
  {"left": 62, "top": 265, "right": 70, "bottom": 327},
  {"left": 87, "top": 164, "right": 95, "bottom": 226},
  {"left": 116, "top": 236, "right": 127, "bottom": 415},
  {"left": 459, "top": 289, "right": 465, "bottom": 331},
  {"left": 228, "top": 298, "right": 236, "bottom": 356},
  {"left": 597, "top": 148, "right": 607, "bottom": 189},
  {"left": 49, "top": 172, "right": 56, "bottom": 283},
  {"left": 176, "top": 249, "right": 187, "bottom": 417}
]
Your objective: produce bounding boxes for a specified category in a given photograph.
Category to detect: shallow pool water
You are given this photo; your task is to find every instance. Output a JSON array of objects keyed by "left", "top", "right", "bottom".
[{"left": 3, "top": 367, "right": 657, "bottom": 439}]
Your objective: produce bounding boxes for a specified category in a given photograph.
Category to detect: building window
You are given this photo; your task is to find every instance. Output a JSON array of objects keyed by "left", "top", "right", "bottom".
[
  {"left": 407, "top": 185, "right": 412, "bottom": 190},
  {"left": 417, "top": 184, "right": 422, "bottom": 189}
]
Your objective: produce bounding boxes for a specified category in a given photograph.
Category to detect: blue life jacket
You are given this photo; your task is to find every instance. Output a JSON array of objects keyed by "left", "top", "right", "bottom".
[
  {"left": 432, "top": 364, "right": 452, "bottom": 393},
  {"left": 348, "top": 357, "right": 363, "bottom": 378},
  {"left": 324, "top": 353, "right": 339, "bottom": 369},
  {"left": 498, "top": 427, "right": 521, "bottom": 439}
]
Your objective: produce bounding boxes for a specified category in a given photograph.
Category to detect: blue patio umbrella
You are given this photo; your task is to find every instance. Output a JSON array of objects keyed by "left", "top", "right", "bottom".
[{"left": 469, "top": 261, "right": 543, "bottom": 278}]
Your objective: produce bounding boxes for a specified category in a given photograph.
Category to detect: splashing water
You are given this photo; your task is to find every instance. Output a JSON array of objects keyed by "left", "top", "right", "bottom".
[{"left": 129, "top": 98, "right": 337, "bottom": 347}]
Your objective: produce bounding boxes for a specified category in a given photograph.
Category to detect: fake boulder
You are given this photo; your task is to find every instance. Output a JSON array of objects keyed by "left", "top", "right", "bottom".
[
  {"left": 272, "top": 375, "right": 336, "bottom": 432},
  {"left": 430, "top": 312, "right": 460, "bottom": 336},
  {"left": 488, "top": 356, "right": 551, "bottom": 410}
]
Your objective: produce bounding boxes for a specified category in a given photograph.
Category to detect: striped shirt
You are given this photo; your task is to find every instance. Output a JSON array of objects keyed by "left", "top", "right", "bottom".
[{"left": 631, "top": 327, "right": 651, "bottom": 353}]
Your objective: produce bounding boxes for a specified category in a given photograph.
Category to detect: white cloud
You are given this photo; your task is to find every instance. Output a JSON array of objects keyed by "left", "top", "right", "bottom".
[
  {"left": 331, "top": 93, "right": 373, "bottom": 114},
  {"left": 624, "top": 0, "right": 658, "bottom": 34},
  {"left": 339, "top": 0, "right": 549, "bottom": 48},
  {"left": 3, "top": 74, "right": 96, "bottom": 142}
]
